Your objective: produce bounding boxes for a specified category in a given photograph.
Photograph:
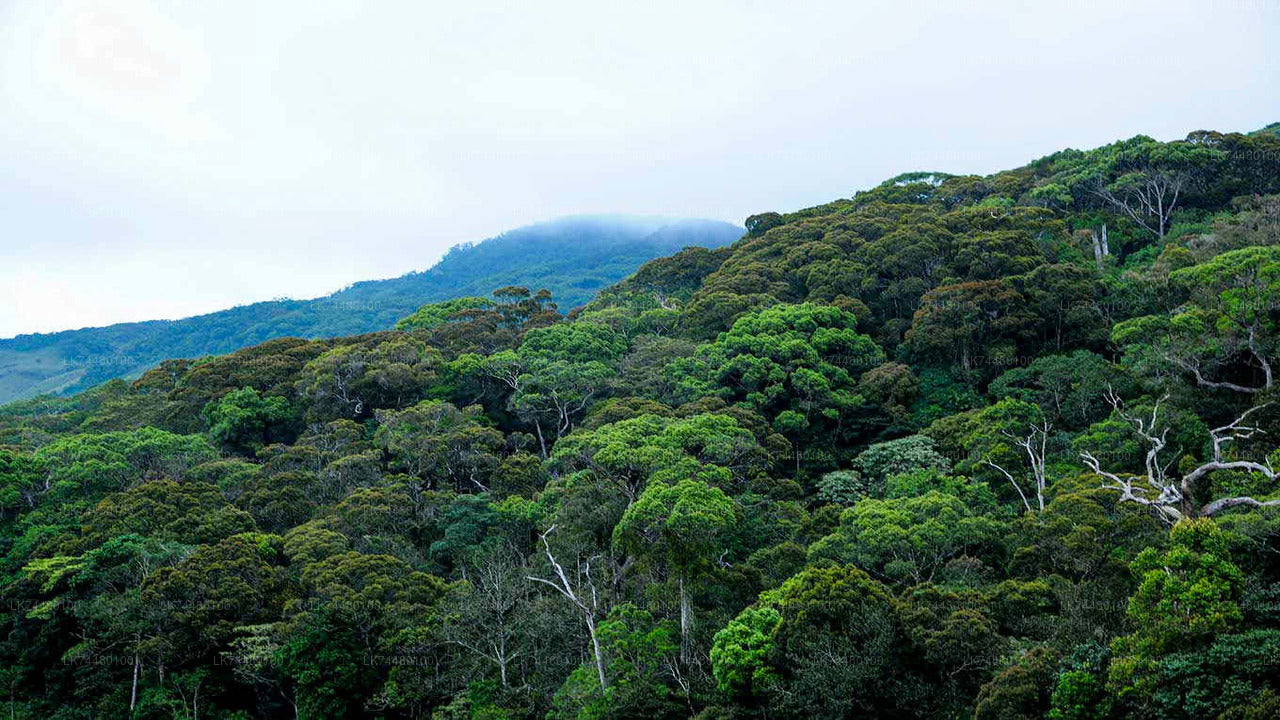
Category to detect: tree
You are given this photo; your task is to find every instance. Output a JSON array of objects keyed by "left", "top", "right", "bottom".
[
  {"left": 30, "top": 427, "right": 217, "bottom": 515},
  {"left": 1108, "top": 519, "right": 1245, "bottom": 705},
  {"left": 395, "top": 296, "right": 496, "bottom": 332},
  {"left": 906, "top": 280, "right": 1036, "bottom": 374},
  {"left": 202, "top": 386, "right": 297, "bottom": 454},
  {"left": 669, "top": 303, "right": 885, "bottom": 474},
  {"left": 527, "top": 527, "right": 614, "bottom": 696},
  {"left": 1019, "top": 263, "right": 1107, "bottom": 352},
  {"left": 973, "top": 646, "right": 1060, "bottom": 720},
  {"left": 1113, "top": 246, "right": 1280, "bottom": 396},
  {"left": 1089, "top": 139, "right": 1225, "bottom": 239},
  {"left": 374, "top": 400, "right": 504, "bottom": 492},
  {"left": 550, "top": 603, "right": 682, "bottom": 720},
  {"left": 808, "top": 491, "right": 1001, "bottom": 585},
  {"left": 710, "top": 606, "right": 781, "bottom": 700},
  {"left": 296, "top": 336, "right": 442, "bottom": 421},
  {"left": 613, "top": 478, "right": 736, "bottom": 664},
  {"left": 79, "top": 479, "right": 255, "bottom": 547},
  {"left": 1141, "top": 630, "right": 1280, "bottom": 720},
  {"left": 821, "top": 434, "right": 952, "bottom": 503},
  {"left": 729, "top": 564, "right": 915, "bottom": 718},
  {"left": 140, "top": 533, "right": 289, "bottom": 672},
  {"left": 970, "top": 399, "right": 1054, "bottom": 513},
  {"left": 0, "top": 449, "right": 45, "bottom": 521},
  {"left": 550, "top": 412, "right": 765, "bottom": 504},
  {"left": 423, "top": 288, "right": 558, "bottom": 357},
  {"left": 990, "top": 351, "right": 1127, "bottom": 429},
  {"left": 467, "top": 321, "right": 628, "bottom": 456},
  {"left": 1080, "top": 393, "right": 1280, "bottom": 522},
  {"left": 440, "top": 546, "right": 534, "bottom": 691}
]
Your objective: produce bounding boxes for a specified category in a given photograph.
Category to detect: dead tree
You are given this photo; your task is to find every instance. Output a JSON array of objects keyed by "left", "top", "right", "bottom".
[
  {"left": 1092, "top": 170, "right": 1187, "bottom": 239},
  {"left": 983, "top": 419, "right": 1052, "bottom": 513},
  {"left": 1080, "top": 391, "right": 1278, "bottom": 523},
  {"left": 527, "top": 526, "right": 609, "bottom": 694},
  {"left": 1172, "top": 325, "right": 1274, "bottom": 396}
]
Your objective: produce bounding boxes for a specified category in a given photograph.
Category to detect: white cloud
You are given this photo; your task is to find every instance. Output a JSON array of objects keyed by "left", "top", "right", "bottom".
[{"left": 1, "top": 0, "right": 1276, "bottom": 336}]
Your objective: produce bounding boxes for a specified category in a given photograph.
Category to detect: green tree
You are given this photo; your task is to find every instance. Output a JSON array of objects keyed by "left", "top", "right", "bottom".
[
  {"left": 809, "top": 491, "right": 1001, "bottom": 584},
  {"left": 465, "top": 321, "right": 628, "bottom": 456},
  {"left": 669, "top": 303, "right": 885, "bottom": 475},
  {"left": 297, "top": 336, "right": 442, "bottom": 421},
  {"left": 374, "top": 400, "right": 505, "bottom": 492},
  {"left": 203, "top": 386, "right": 297, "bottom": 454},
  {"left": 906, "top": 280, "right": 1035, "bottom": 375},
  {"left": 710, "top": 606, "right": 781, "bottom": 700},
  {"left": 613, "top": 478, "right": 736, "bottom": 663},
  {"left": 1109, "top": 519, "right": 1245, "bottom": 705}
]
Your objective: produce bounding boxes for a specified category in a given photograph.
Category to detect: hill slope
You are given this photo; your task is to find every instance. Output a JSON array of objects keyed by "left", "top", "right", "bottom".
[
  {"left": 0, "top": 215, "right": 741, "bottom": 404},
  {"left": 2, "top": 126, "right": 1280, "bottom": 719}
]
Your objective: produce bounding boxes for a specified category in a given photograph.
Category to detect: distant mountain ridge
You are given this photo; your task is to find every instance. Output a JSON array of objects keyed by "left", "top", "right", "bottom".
[{"left": 0, "top": 215, "right": 742, "bottom": 404}]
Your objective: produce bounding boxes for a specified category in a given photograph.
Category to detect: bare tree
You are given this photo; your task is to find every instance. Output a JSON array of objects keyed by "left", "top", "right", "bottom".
[
  {"left": 446, "top": 547, "right": 533, "bottom": 690},
  {"left": 1091, "top": 169, "right": 1187, "bottom": 239},
  {"left": 983, "top": 419, "right": 1052, "bottom": 513},
  {"left": 526, "top": 527, "right": 610, "bottom": 695},
  {"left": 1080, "top": 391, "right": 1279, "bottom": 523},
  {"left": 1172, "top": 325, "right": 1274, "bottom": 396}
]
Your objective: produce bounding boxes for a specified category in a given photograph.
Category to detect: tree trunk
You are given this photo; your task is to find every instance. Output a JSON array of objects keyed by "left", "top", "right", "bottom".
[
  {"left": 679, "top": 577, "right": 693, "bottom": 665},
  {"left": 534, "top": 420, "right": 547, "bottom": 459},
  {"left": 1091, "top": 225, "right": 1109, "bottom": 271},
  {"left": 585, "top": 614, "right": 607, "bottom": 694},
  {"left": 130, "top": 654, "right": 140, "bottom": 712},
  {"left": 497, "top": 637, "right": 510, "bottom": 689}
]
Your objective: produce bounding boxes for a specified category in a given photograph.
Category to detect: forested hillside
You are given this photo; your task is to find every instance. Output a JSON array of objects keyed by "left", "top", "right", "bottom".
[
  {"left": 2, "top": 127, "right": 1280, "bottom": 719},
  {"left": 0, "top": 216, "right": 741, "bottom": 405}
]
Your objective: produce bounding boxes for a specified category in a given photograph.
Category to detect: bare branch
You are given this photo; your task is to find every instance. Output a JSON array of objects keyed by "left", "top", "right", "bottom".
[{"left": 1084, "top": 396, "right": 1278, "bottom": 523}]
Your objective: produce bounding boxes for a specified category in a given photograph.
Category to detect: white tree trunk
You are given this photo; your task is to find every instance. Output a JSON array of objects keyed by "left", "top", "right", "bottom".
[
  {"left": 130, "top": 654, "right": 140, "bottom": 712},
  {"left": 679, "top": 577, "right": 693, "bottom": 665}
]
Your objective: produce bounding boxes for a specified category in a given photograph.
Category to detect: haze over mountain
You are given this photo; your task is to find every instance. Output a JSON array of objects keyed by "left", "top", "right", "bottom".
[
  {"left": 0, "top": 215, "right": 740, "bottom": 403},
  {"left": 3, "top": 2, "right": 1274, "bottom": 341}
]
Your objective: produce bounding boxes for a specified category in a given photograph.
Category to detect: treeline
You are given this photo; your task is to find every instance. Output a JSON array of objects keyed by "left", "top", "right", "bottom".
[
  {"left": 0, "top": 127, "right": 1279, "bottom": 719},
  {"left": 0, "top": 216, "right": 741, "bottom": 405}
]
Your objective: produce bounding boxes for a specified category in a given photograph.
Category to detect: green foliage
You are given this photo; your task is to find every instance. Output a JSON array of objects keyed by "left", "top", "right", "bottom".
[
  {"left": 763, "top": 564, "right": 916, "bottom": 718},
  {"left": 818, "top": 434, "right": 951, "bottom": 503},
  {"left": 374, "top": 400, "right": 505, "bottom": 491},
  {"left": 297, "top": 335, "right": 442, "bottom": 421},
  {"left": 989, "top": 351, "right": 1129, "bottom": 429},
  {"left": 973, "top": 646, "right": 1060, "bottom": 720},
  {"left": 669, "top": 303, "right": 885, "bottom": 475},
  {"left": 2, "top": 126, "right": 1280, "bottom": 719},
  {"left": 614, "top": 478, "right": 737, "bottom": 581},
  {"left": 0, "top": 216, "right": 741, "bottom": 404},
  {"left": 1109, "top": 519, "right": 1247, "bottom": 707},
  {"left": 809, "top": 491, "right": 1002, "bottom": 584},
  {"left": 395, "top": 296, "right": 495, "bottom": 332},
  {"left": 203, "top": 386, "right": 297, "bottom": 453},
  {"left": 551, "top": 604, "right": 682, "bottom": 720},
  {"left": 710, "top": 605, "right": 781, "bottom": 697}
]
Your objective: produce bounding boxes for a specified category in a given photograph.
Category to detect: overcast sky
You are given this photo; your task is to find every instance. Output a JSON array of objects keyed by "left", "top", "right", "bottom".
[{"left": 1, "top": 0, "right": 1276, "bottom": 338}]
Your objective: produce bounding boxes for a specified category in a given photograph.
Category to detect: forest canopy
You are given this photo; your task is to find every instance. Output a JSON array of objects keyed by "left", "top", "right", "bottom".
[{"left": 2, "top": 126, "right": 1280, "bottom": 719}]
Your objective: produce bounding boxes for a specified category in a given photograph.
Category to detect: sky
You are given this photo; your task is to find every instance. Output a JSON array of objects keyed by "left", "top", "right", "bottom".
[{"left": 0, "top": 0, "right": 1277, "bottom": 338}]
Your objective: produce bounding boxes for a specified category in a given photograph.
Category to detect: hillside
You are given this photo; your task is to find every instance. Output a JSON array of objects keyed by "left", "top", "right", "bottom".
[
  {"left": 2, "top": 126, "right": 1280, "bottom": 719},
  {"left": 0, "top": 215, "right": 741, "bottom": 404}
]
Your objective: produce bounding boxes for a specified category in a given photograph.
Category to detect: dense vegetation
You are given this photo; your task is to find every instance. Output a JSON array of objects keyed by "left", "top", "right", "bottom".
[
  {"left": 0, "top": 216, "right": 741, "bottom": 405},
  {"left": 2, "top": 126, "right": 1280, "bottom": 719}
]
